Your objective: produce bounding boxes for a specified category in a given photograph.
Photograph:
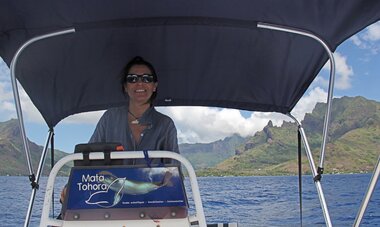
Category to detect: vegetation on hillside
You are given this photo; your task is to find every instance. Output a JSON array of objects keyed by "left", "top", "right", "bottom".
[
  {"left": 0, "top": 119, "right": 71, "bottom": 176},
  {"left": 198, "top": 96, "right": 380, "bottom": 176}
]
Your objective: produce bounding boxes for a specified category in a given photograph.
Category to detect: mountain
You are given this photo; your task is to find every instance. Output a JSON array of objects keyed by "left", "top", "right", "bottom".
[
  {"left": 0, "top": 119, "right": 70, "bottom": 176},
  {"left": 199, "top": 96, "right": 380, "bottom": 176},
  {"left": 179, "top": 134, "right": 247, "bottom": 169},
  {"left": 0, "top": 119, "right": 245, "bottom": 176}
]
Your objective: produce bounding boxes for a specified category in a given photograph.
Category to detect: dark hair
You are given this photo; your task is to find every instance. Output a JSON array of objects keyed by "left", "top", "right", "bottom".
[{"left": 122, "top": 56, "right": 158, "bottom": 103}]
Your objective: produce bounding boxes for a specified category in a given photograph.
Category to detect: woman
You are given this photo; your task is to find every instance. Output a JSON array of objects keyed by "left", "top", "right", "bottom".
[
  {"left": 89, "top": 56, "right": 179, "bottom": 165},
  {"left": 58, "top": 56, "right": 179, "bottom": 219}
]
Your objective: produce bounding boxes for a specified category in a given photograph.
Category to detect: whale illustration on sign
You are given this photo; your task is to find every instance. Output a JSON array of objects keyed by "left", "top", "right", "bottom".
[
  {"left": 85, "top": 170, "right": 173, "bottom": 208},
  {"left": 85, "top": 177, "right": 126, "bottom": 208},
  {"left": 100, "top": 170, "right": 173, "bottom": 195}
]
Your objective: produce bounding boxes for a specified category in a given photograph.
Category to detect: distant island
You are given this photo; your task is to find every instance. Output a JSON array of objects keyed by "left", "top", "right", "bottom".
[{"left": 0, "top": 96, "right": 379, "bottom": 176}]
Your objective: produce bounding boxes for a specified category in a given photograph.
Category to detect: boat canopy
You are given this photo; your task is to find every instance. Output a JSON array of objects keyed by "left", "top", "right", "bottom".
[{"left": 1, "top": 0, "right": 380, "bottom": 128}]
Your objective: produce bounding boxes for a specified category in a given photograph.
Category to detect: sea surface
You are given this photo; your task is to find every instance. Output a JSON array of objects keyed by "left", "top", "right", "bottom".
[{"left": 0, "top": 174, "right": 379, "bottom": 227}]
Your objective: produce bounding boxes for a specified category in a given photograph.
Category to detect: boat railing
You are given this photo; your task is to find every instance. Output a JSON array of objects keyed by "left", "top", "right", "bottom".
[{"left": 40, "top": 150, "right": 207, "bottom": 227}]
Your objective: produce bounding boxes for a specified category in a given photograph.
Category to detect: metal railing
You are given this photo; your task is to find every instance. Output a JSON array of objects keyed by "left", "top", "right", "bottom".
[{"left": 40, "top": 150, "right": 207, "bottom": 227}]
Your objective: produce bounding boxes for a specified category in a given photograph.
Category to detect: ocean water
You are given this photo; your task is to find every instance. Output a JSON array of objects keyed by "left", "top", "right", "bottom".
[{"left": 0, "top": 174, "right": 379, "bottom": 227}]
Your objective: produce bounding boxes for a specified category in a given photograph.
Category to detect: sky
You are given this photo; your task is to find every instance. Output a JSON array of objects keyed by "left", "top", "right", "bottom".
[{"left": 0, "top": 21, "right": 379, "bottom": 153}]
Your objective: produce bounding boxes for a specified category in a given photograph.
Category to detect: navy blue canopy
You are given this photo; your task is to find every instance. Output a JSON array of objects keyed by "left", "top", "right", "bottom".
[{"left": 1, "top": 0, "right": 380, "bottom": 127}]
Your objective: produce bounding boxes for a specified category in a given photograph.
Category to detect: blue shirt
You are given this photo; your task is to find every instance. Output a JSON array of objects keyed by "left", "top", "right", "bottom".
[{"left": 89, "top": 105, "right": 179, "bottom": 165}]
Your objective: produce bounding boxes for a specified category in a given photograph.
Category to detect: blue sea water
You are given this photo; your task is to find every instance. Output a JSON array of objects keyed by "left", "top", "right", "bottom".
[{"left": 0, "top": 174, "right": 379, "bottom": 227}]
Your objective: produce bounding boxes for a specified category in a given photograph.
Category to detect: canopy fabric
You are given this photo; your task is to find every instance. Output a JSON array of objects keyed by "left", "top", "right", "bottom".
[{"left": 1, "top": 0, "right": 380, "bottom": 128}]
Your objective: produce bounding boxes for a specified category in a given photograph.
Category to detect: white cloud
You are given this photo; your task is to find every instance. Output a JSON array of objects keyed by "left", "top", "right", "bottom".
[
  {"left": 350, "top": 35, "right": 362, "bottom": 47},
  {"left": 157, "top": 87, "right": 326, "bottom": 144},
  {"left": 291, "top": 87, "right": 327, "bottom": 120},
  {"left": 62, "top": 111, "right": 104, "bottom": 125},
  {"left": 0, "top": 82, "right": 14, "bottom": 101},
  {"left": 333, "top": 53, "right": 354, "bottom": 89},
  {"left": 158, "top": 106, "right": 255, "bottom": 143},
  {"left": 0, "top": 62, "right": 16, "bottom": 121},
  {"left": 322, "top": 52, "right": 354, "bottom": 90},
  {"left": 363, "top": 22, "right": 380, "bottom": 41},
  {"left": 14, "top": 84, "right": 44, "bottom": 123},
  {"left": 0, "top": 58, "right": 45, "bottom": 123},
  {"left": 0, "top": 61, "right": 9, "bottom": 80},
  {"left": 350, "top": 21, "right": 380, "bottom": 54}
]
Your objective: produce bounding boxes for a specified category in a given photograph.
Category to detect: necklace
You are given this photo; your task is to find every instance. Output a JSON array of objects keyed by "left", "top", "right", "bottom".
[{"left": 128, "top": 110, "right": 140, "bottom": 124}]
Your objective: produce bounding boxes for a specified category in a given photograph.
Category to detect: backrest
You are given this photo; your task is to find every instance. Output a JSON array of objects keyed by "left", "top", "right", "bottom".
[{"left": 73, "top": 142, "right": 124, "bottom": 166}]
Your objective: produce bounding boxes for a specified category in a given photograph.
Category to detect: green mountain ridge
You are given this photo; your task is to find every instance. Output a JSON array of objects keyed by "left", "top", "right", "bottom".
[
  {"left": 0, "top": 119, "right": 70, "bottom": 176},
  {"left": 199, "top": 96, "right": 380, "bottom": 176},
  {"left": 0, "top": 96, "right": 379, "bottom": 176},
  {"left": 179, "top": 134, "right": 247, "bottom": 169}
]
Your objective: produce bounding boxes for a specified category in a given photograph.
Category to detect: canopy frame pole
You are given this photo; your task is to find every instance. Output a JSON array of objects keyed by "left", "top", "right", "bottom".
[
  {"left": 257, "top": 22, "right": 336, "bottom": 179},
  {"left": 288, "top": 114, "right": 332, "bottom": 227},
  {"left": 24, "top": 130, "right": 54, "bottom": 227},
  {"left": 10, "top": 28, "right": 75, "bottom": 176},
  {"left": 50, "top": 128, "right": 55, "bottom": 218},
  {"left": 9, "top": 28, "right": 75, "bottom": 227},
  {"left": 353, "top": 154, "right": 380, "bottom": 227}
]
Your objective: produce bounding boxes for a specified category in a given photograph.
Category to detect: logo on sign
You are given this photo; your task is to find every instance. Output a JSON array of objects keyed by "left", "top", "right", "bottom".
[{"left": 81, "top": 171, "right": 173, "bottom": 208}]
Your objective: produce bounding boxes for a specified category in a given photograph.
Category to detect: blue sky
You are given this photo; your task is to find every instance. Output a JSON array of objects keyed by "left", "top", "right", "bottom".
[{"left": 0, "top": 21, "right": 379, "bottom": 153}]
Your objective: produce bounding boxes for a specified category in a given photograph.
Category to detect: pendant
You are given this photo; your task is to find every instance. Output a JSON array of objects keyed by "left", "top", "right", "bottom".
[{"left": 131, "top": 119, "right": 139, "bottom": 124}]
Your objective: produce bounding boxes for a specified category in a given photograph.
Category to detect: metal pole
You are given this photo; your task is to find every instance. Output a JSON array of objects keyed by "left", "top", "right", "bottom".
[
  {"left": 257, "top": 22, "right": 336, "bottom": 172},
  {"left": 24, "top": 131, "right": 54, "bottom": 227},
  {"left": 353, "top": 154, "right": 380, "bottom": 227},
  {"left": 288, "top": 114, "right": 332, "bottom": 227},
  {"left": 10, "top": 28, "right": 75, "bottom": 178},
  {"left": 9, "top": 28, "right": 75, "bottom": 227},
  {"left": 257, "top": 22, "right": 337, "bottom": 225},
  {"left": 50, "top": 128, "right": 55, "bottom": 218}
]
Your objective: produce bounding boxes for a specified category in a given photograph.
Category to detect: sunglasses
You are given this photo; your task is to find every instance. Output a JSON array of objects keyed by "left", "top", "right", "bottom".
[{"left": 125, "top": 74, "right": 155, "bottom": 83}]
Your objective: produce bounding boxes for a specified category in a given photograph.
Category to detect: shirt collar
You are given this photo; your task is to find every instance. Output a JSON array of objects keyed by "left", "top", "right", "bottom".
[{"left": 137, "top": 106, "right": 154, "bottom": 125}]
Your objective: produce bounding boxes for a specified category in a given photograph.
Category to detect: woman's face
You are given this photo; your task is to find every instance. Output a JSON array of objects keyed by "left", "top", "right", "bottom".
[{"left": 124, "top": 64, "right": 157, "bottom": 105}]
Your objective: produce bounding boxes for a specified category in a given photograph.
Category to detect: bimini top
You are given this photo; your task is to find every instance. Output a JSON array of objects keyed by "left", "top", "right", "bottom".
[{"left": 1, "top": 0, "right": 380, "bottom": 128}]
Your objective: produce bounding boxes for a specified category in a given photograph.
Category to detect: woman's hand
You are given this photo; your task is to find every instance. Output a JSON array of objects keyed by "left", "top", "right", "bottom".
[{"left": 60, "top": 186, "right": 67, "bottom": 204}]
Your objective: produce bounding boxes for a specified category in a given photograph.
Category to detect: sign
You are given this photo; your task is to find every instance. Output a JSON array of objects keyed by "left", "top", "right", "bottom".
[{"left": 65, "top": 166, "right": 187, "bottom": 211}]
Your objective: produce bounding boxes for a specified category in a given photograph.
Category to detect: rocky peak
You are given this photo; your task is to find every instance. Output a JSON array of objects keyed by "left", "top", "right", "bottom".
[{"left": 263, "top": 120, "right": 273, "bottom": 142}]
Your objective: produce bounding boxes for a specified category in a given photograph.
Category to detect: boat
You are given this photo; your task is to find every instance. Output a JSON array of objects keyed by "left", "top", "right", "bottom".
[{"left": 0, "top": 1, "right": 380, "bottom": 226}]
